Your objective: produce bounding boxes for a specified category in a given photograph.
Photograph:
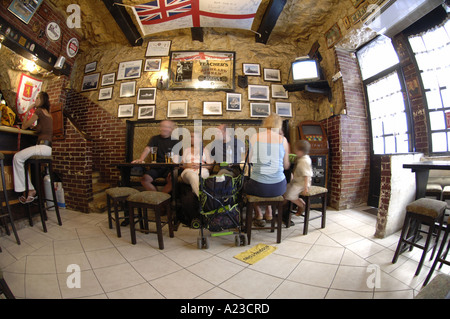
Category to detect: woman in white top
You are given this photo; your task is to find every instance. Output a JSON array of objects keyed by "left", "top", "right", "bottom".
[{"left": 181, "top": 131, "right": 211, "bottom": 197}]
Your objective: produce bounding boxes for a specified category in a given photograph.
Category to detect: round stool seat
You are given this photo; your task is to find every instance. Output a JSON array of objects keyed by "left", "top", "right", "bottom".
[
  {"left": 246, "top": 195, "right": 284, "bottom": 203},
  {"left": 106, "top": 187, "right": 139, "bottom": 198},
  {"left": 128, "top": 191, "right": 171, "bottom": 205},
  {"left": 29, "top": 155, "right": 53, "bottom": 160},
  {"left": 0, "top": 153, "right": 4, "bottom": 160},
  {"left": 302, "top": 186, "right": 328, "bottom": 196},
  {"left": 406, "top": 198, "right": 447, "bottom": 218}
]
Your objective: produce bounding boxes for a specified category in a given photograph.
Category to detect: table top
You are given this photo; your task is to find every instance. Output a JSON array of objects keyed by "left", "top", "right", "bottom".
[
  {"left": 113, "top": 162, "right": 245, "bottom": 168},
  {"left": 403, "top": 161, "right": 450, "bottom": 170}
]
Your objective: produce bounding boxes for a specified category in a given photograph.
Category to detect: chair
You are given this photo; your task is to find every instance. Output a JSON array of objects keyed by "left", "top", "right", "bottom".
[
  {"left": 127, "top": 191, "right": 174, "bottom": 249},
  {"left": 0, "top": 270, "right": 15, "bottom": 299},
  {"left": 423, "top": 215, "right": 450, "bottom": 287},
  {"left": 106, "top": 187, "right": 140, "bottom": 238},
  {"left": 287, "top": 186, "right": 328, "bottom": 235},
  {"left": 24, "top": 156, "right": 62, "bottom": 233},
  {"left": 426, "top": 184, "right": 443, "bottom": 200},
  {"left": 245, "top": 195, "right": 284, "bottom": 245},
  {"left": 0, "top": 153, "right": 20, "bottom": 246},
  {"left": 392, "top": 198, "right": 446, "bottom": 276}
]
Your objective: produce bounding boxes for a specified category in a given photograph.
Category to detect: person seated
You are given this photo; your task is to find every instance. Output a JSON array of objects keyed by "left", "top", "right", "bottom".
[
  {"left": 180, "top": 131, "right": 211, "bottom": 197},
  {"left": 283, "top": 140, "right": 313, "bottom": 215},
  {"left": 244, "top": 114, "right": 290, "bottom": 227},
  {"left": 206, "top": 124, "right": 246, "bottom": 177},
  {"left": 132, "top": 120, "right": 178, "bottom": 193}
]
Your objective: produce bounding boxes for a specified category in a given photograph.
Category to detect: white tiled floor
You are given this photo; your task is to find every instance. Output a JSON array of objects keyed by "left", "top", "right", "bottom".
[{"left": 1, "top": 206, "right": 449, "bottom": 299}]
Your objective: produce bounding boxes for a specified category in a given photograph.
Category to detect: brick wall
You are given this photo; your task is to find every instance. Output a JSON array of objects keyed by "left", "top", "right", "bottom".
[{"left": 321, "top": 48, "right": 371, "bottom": 210}]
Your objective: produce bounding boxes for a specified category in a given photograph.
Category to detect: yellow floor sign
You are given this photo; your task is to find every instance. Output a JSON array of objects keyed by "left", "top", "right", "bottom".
[{"left": 234, "top": 244, "right": 277, "bottom": 265}]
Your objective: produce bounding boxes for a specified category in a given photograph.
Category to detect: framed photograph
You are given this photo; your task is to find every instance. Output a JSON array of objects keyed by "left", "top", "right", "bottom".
[
  {"left": 101, "top": 73, "right": 116, "bottom": 86},
  {"left": 264, "top": 69, "right": 281, "bottom": 82},
  {"left": 250, "top": 103, "right": 271, "bottom": 118},
  {"left": 8, "top": 0, "right": 44, "bottom": 24},
  {"left": 248, "top": 85, "right": 270, "bottom": 101},
  {"left": 351, "top": 0, "right": 365, "bottom": 8},
  {"left": 144, "top": 59, "right": 161, "bottom": 72},
  {"left": 226, "top": 93, "right": 242, "bottom": 111},
  {"left": 275, "top": 102, "right": 293, "bottom": 117},
  {"left": 85, "top": 61, "right": 97, "bottom": 73},
  {"left": 145, "top": 40, "right": 171, "bottom": 57},
  {"left": 169, "top": 51, "right": 235, "bottom": 91},
  {"left": 271, "top": 84, "right": 288, "bottom": 99},
  {"left": 118, "top": 104, "right": 134, "bottom": 118},
  {"left": 98, "top": 87, "right": 113, "bottom": 101},
  {"left": 203, "top": 102, "right": 222, "bottom": 116},
  {"left": 117, "top": 60, "right": 142, "bottom": 81},
  {"left": 81, "top": 73, "right": 100, "bottom": 92},
  {"left": 138, "top": 105, "right": 156, "bottom": 120},
  {"left": 243, "top": 63, "right": 261, "bottom": 76},
  {"left": 120, "top": 81, "right": 136, "bottom": 98},
  {"left": 325, "top": 23, "right": 342, "bottom": 48},
  {"left": 167, "top": 100, "right": 188, "bottom": 118},
  {"left": 137, "top": 88, "right": 156, "bottom": 105}
]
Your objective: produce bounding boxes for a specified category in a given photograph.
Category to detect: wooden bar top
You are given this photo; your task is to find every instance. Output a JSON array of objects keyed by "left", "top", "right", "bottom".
[
  {"left": 0, "top": 125, "right": 37, "bottom": 136},
  {"left": 403, "top": 161, "right": 450, "bottom": 170}
]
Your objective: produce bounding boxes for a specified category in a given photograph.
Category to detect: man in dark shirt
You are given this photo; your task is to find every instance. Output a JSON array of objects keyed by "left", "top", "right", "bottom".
[{"left": 132, "top": 120, "right": 178, "bottom": 192}]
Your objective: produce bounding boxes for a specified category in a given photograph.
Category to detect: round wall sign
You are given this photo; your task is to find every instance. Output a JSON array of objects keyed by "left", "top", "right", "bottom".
[
  {"left": 66, "top": 37, "right": 79, "bottom": 58},
  {"left": 45, "top": 22, "right": 61, "bottom": 41}
]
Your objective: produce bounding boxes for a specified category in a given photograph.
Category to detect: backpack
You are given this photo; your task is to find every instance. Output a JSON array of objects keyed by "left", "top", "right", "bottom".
[{"left": 1, "top": 104, "right": 16, "bottom": 126}]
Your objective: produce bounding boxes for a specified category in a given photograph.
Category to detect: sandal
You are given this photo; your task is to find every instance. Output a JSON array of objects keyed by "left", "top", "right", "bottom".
[
  {"left": 253, "top": 218, "right": 266, "bottom": 227},
  {"left": 264, "top": 215, "right": 273, "bottom": 221},
  {"left": 19, "top": 195, "right": 37, "bottom": 204}
]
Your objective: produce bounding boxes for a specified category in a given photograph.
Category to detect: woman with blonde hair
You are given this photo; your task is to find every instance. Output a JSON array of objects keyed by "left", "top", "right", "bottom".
[{"left": 244, "top": 114, "right": 290, "bottom": 226}]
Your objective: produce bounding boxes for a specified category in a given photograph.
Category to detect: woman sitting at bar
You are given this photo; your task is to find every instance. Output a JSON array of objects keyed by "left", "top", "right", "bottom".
[
  {"left": 244, "top": 114, "right": 290, "bottom": 226},
  {"left": 13, "top": 92, "right": 53, "bottom": 204},
  {"left": 181, "top": 131, "right": 211, "bottom": 197}
]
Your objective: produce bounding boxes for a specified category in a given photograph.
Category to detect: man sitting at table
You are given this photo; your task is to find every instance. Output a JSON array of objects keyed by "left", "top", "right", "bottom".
[{"left": 132, "top": 120, "right": 178, "bottom": 193}]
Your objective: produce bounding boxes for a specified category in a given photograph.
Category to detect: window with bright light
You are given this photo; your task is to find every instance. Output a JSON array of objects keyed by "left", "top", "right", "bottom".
[
  {"left": 409, "top": 19, "right": 450, "bottom": 153},
  {"left": 357, "top": 35, "right": 411, "bottom": 154}
]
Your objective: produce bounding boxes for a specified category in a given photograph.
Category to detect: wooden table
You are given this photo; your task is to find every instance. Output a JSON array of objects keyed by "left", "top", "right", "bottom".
[{"left": 403, "top": 161, "right": 450, "bottom": 199}]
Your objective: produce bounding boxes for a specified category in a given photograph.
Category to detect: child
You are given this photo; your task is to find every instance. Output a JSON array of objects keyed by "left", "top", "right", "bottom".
[{"left": 284, "top": 140, "right": 313, "bottom": 215}]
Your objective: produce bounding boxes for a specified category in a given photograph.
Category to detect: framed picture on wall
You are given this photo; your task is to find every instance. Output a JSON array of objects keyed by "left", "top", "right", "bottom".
[
  {"left": 264, "top": 69, "right": 281, "bottom": 82},
  {"left": 81, "top": 73, "right": 100, "bottom": 92},
  {"left": 275, "top": 102, "right": 292, "bottom": 117},
  {"left": 203, "top": 102, "right": 222, "bottom": 115},
  {"left": 117, "top": 60, "right": 143, "bottom": 80},
  {"left": 250, "top": 103, "right": 271, "bottom": 118},
  {"left": 145, "top": 40, "right": 171, "bottom": 57},
  {"left": 243, "top": 63, "right": 261, "bottom": 76},
  {"left": 8, "top": 0, "right": 44, "bottom": 24},
  {"left": 248, "top": 85, "right": 270, "bottom": 101},
  {"left": 118, "top": 104, "right": 134, "bottom": 118},
  {"left": 144, "top": 59, "right": 162, "bottom": 72},
  {"left": 226, "top": 93, "right": 242, "bottom": 111},
  {"left": 85, "top": 61, "right": 97, "bottom": 73},
  {"left": 138, "top": 105, "right": 155, "bottom": 119},
  {"left": 101, "top": 73, "right": 116, "bottom": 86},
  {"left": 137, "top": 88, "right": 156, "bottom": 105},
  {"left": 325, "top": 23, "right": 342, "bottom": 48},
  {"left": 98, "top": 87, "right": 113, "bottom": 101},
  {"left": 167, "top": 100, "right": 188, "bottom": 118},
  {"left": 271, "top": 84, "right": 288, "bottom": 99},
  {"left": 120, "top": 81, "right": 136, "bottom": 98}
]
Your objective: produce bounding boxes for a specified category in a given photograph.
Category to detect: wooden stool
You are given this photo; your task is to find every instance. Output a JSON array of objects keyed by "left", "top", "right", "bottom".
[
  {"left": 246, "top": 195, "right": 284, "bottom": 245},
  {"left": 127, "top": 191, "right": 174, "bottom": 249},
  {"left": 106, "top": 187, "right": 139, "bottom": 238},
  {"left": 423, "top": 215, "right": 450, "bottom": 286},
  {"left": 0, "top": 153, "right": 20, "bottom": 246},
  {"left": 392, "top": 198, "right": 446, "bottom": 276},
  {"left": 0, "top": 270, "right": 15, "bottom": 299},
  {"left": 288, "top": 186, "right": 328, "bottom": 235},
  {"left": 24, "top": 156, "right": 62, "bottom": 233}
]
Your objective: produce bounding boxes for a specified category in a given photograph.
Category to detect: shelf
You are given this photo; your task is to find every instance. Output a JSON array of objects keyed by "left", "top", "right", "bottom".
[{"left": 283, "top": 80, "right": 331, "bottom": 101}]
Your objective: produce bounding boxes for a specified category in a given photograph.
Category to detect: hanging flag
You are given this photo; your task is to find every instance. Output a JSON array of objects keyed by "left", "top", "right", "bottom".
[
  {"left": 16, "top": 73, "right": 43, "bottom": 123},
  {"left": 133, "top": 0, "right": 262, "bottom": 36}
]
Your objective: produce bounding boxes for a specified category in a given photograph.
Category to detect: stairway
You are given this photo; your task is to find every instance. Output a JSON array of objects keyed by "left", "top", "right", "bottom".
[{"left": 88, "top": 171, "right": 111, "bottom": 213}]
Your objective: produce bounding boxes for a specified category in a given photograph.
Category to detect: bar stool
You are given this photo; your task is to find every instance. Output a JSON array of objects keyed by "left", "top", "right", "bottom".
[
  {"left": 245, "top": 195, "right": 284, "bottom": 245},
  {"left": 127, "top": 191, "right": 174, "bottom": 249},
  {"left": 0, "top": 153, "right": 20, "bottom": 246},
  {"left": 287, "top": 186, "right": 328, "bottom": 235},
  {"left": 392, "top": 198, "right": 446, "bottom": 276},
  {"left": 24, "top": 155, "right": 62, "bottom": 233},
  {"left": 106, "top": 187, "right": 139, "bottom": 238},
  {"left": 423, "top": 215, "right": 450, "bottom": 286},
  {"left": 0, "top": 270, "right": 15, "bottom": 299}
]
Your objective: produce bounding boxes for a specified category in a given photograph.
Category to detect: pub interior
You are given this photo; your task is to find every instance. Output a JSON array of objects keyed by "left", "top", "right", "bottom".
[{"left": 0, "top": 0, "right": 450, "bottom": 300}]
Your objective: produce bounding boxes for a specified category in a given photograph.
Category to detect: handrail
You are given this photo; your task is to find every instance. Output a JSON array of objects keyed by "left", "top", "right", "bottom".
[{"left": 63, "top": 109, "right": 94, "bottom": 141}]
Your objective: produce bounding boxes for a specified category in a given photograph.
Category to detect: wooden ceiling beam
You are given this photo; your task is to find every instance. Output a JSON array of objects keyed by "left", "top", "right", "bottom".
[
  {"left": 256, "top": 0, "right": 287, "bottom": 44},
  {"left": 102, "top": 0, "right": 143, "bottom": 47}
]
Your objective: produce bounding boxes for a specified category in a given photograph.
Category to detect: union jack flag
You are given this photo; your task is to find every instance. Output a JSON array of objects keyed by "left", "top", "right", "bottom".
[{"left": 133, "top": 0, "right": 262, "bottom": 36}]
